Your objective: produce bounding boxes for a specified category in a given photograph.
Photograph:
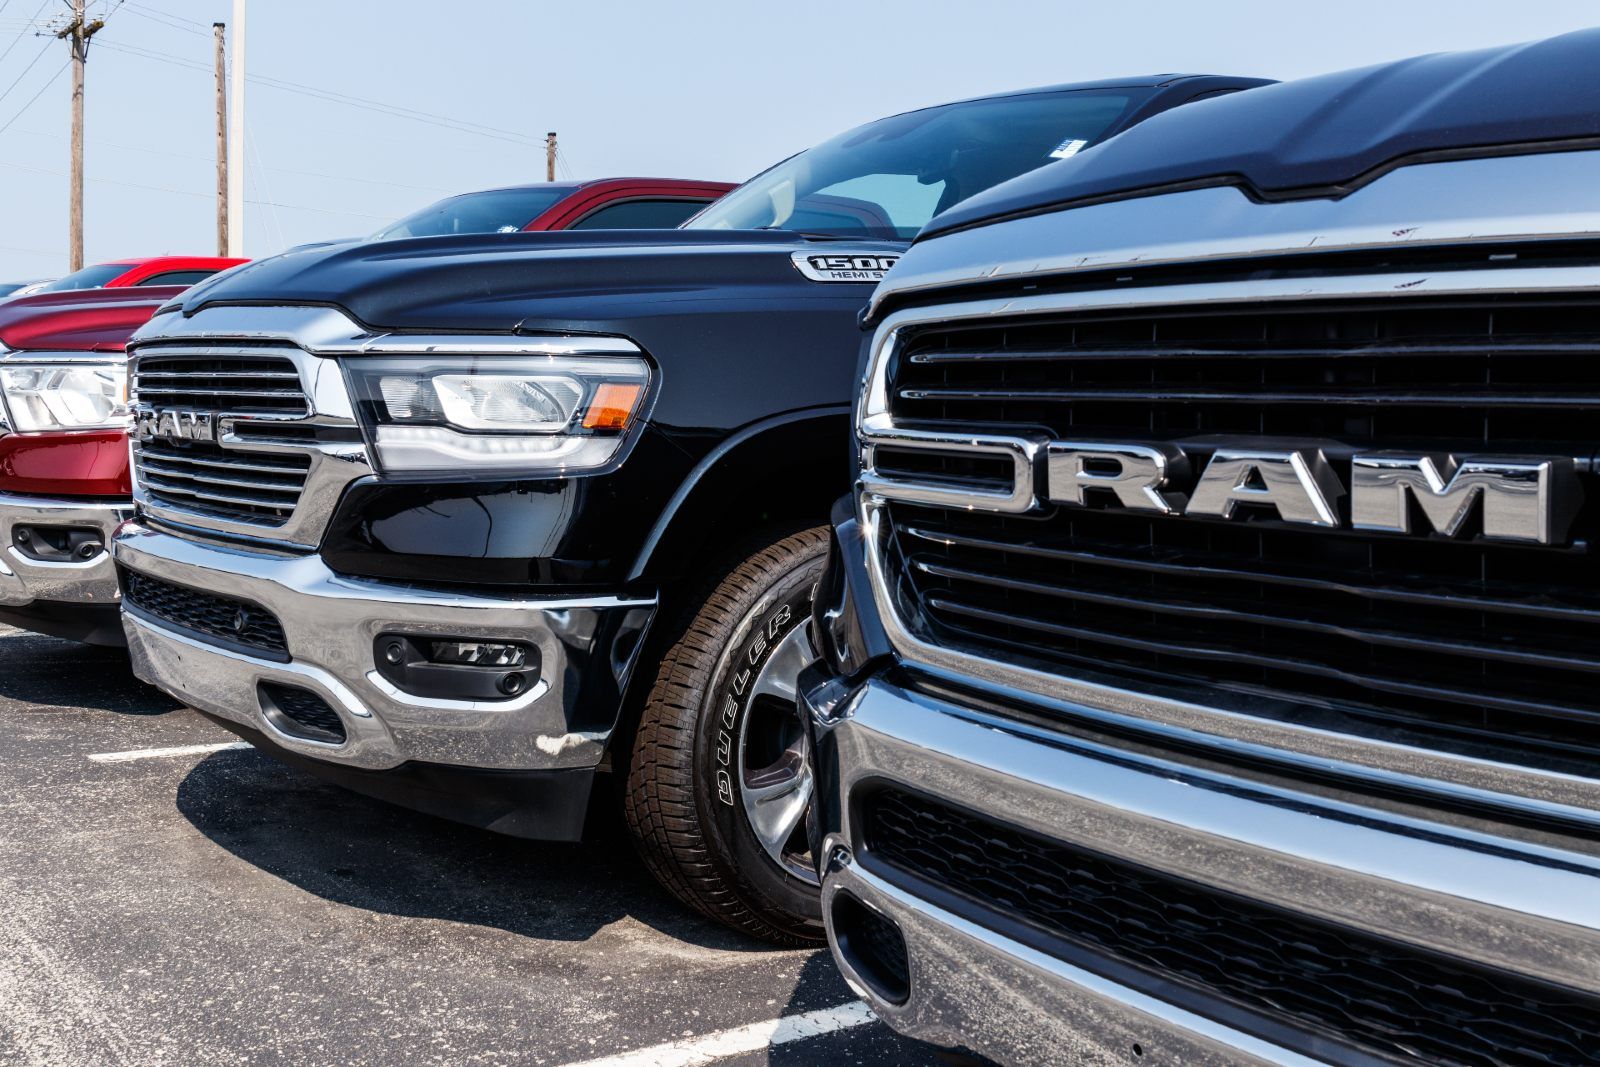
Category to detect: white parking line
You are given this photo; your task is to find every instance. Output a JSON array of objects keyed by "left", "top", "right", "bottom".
[
  {"left": 87, "top": 741, "right": 252, "bottom": 764},
  {"left": 558, "top": 1000, "right": 876, "bottom": 1067}
]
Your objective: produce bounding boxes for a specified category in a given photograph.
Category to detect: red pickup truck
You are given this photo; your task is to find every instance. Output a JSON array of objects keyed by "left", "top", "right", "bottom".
[
  {"left": 26, "top": 256, "right": 250, "bottom": 294},
  {"left": 0, "top": 286, "right": 178, "bottom": 644},
  {"left": 369, "top": 177, "right": 734, "bottom": 239}
]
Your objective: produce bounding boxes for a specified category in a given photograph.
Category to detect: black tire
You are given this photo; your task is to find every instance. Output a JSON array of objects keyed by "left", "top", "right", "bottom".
[{"left": 623, "top": 525, "right": 829, "bottom": 945}]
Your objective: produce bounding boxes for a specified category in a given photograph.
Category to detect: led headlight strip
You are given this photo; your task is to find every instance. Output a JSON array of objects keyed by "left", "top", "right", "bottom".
[{"left": 346, "top": 353, "right": 650, "bottom": 474}]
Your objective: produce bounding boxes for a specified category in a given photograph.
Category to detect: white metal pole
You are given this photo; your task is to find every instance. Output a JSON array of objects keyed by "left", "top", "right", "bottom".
[{"left": 226, "top": 0, "right": 245, "bottom": 257}]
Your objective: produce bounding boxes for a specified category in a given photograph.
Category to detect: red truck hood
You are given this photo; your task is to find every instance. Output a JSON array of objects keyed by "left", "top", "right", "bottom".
[{"left": 0, "top": 286, "right": 184, "bottom": 352}]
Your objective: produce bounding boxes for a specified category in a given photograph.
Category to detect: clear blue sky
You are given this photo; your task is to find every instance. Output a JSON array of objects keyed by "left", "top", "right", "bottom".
[{"left": 0, "top": 0, "right": 1597, "bottom": 279}]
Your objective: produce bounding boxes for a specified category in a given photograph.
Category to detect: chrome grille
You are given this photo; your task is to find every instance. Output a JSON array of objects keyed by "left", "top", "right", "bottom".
[
  {"left": 133, "top": 353, "right": 309, "bottom": 415},
  {"left": 136, "top": 438, "right": 311, "bottom": 526},
  {"left": 128, "top": 337, "right": 370, "bottom": 547},
  {"left": 131, "top": 349, "right": 318, "bottom": 528},
  {"left": 871, "top": 293, "right": 1600, "bottom": 781}
]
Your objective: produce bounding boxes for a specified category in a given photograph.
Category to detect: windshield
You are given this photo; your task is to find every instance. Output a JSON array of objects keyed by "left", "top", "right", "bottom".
[
  {"left": 35, "top": 263, "right": 128, "bottom": 292},
  {"left": 685, "top": 89, "right": 1141, "bottom": 240},
  {"left": 372, "top": 187, "right": 572, "bottom": 240}
]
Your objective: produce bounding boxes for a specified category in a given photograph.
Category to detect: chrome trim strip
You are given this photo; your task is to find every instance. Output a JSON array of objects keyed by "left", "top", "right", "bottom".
[
  {"left": 857, "top": 266, "right": 1600, "bottom": 818},
  {"left": 0, "top": 350, "right": 127, "bottom": 366},
  {"left": 821, "top": 676, "right": 1600, "bottom": 995},
  {"left": 871, "top": 148, "right": 1600, "bottom": 316},
  {"left": 859, "top": 418, "right": 1043, "bottom": 513},
  {"left": 131, "top": 304, "right": 641, "bottom": 357}
]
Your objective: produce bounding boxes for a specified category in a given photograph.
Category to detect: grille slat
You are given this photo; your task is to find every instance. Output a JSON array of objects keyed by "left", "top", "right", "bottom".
[
  {"left": 913, "top": 556, "right": 1600, "bottom": 675},
  {"left": 138, "top": 460, "right": 306, "bottom": 496},
  {"left": 901, "top": 524, "right": 1600, "bottom": 623},
  {"left": 867, "top": 789, "right": 1600, "bottom": 1067},
  {"left": 139, "top": 475, "right": 303, "bottom": 512},
  {"left": 926, "top": 595, "right": 1600, "bottom": 727},
  {"left": 137, "top": 370, "right": 301, "bottom": 380},
  {"left": 905, "top": 338, "right": 1600, "bottom": 363},
  {"left": 138, "top": 386, "right": 309, "bottom": 402},
  {"left": 881, "top": 296, "right": 1600, "bottom": 777},
  {"left": 897, "top": 385, "right": 1600, "bottom": 407},
  {"left": 131, "top": 351, "right": 313, "bottom": 527}
]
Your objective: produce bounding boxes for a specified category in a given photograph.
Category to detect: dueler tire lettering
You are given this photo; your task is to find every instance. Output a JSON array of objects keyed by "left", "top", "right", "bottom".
[{"left": 623, "top": 526, "right": 828, "bottom": 945}]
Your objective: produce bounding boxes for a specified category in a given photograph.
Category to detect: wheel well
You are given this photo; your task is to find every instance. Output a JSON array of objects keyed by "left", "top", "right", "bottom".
[
  {"left": 605, "top": 409, "right": 850, "bottom": 770},
  {"left": 629, "top": 409, "right": 851, "bottom": 594}
]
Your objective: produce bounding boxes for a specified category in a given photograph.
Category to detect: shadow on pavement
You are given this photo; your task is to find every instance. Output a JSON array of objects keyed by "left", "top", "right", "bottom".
[
  {"left": 0, "top": 630, "right": 182, "bottom": 716},
  {"left": 176, "top": 745, "right": 780, "bottom": 951}
]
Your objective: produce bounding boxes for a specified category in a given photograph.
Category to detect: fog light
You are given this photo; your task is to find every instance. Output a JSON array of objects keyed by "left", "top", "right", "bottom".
[
  {"left": 427, "top": 640, "right": 527, "bottom": 668},
  {"left": 373, "top": 633, "right": 541, "bottom": 703}
]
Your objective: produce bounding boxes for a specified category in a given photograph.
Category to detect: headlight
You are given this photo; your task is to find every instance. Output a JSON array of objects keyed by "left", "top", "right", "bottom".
[
  {"left": 0, "top": 359, "right": 129, "bottom": 433},
  {"left": 347, "top": 355, "right": 650, "bottom": 474}
]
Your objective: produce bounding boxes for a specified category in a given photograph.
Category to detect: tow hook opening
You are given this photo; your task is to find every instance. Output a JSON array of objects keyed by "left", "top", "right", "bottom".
[
  {"left": 373, "top": 634, "right": 541, "bottom": 702},
  {"left": 831, "top": 891, "right": 911, "bottom": 1005},
  {"left": 13, "top": 525, "right": 104, "bottom": 563}
]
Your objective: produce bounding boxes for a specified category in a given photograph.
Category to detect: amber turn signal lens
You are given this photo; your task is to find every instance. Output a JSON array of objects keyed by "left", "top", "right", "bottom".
[{"left": 582, "top": 382, "right": 643, "bottom": 430}]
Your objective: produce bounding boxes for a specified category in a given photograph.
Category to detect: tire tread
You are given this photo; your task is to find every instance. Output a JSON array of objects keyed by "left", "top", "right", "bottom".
[{"left": 623, "top": 526, "right": 829, "bottom": 946}]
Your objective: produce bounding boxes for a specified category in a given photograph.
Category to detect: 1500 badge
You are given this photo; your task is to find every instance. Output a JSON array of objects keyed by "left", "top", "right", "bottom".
[{"left": 791, "top": 251, "right": 901, "bottom": 283}]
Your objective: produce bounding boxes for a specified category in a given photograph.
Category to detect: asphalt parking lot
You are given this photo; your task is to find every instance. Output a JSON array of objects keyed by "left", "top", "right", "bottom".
[{"left": 0, "top": 624, "right": 944, "bottom": 1066}]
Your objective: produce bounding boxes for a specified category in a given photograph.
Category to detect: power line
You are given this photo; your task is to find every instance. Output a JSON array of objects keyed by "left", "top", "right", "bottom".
[
  {"left": 0, "top": 157, "right": 391, "bottom": 220},
  {"left": 0, "top": 38, "right": 51, "bottom": 109},
  {"left": 96, "top": 39, "right": 546, "bottom": 148},
  {"left": 123, "top": 0, "right": 205, "bottom": 28},
  {"left": 118, "top": 1, "right": 206, "bottom": 37},
  {"left": 0, "top": 59, "right": 63, "bottom": 135},
  {"left": 245, "top": 119, "right": 288, "bottom": 250},
  {"left": 0, "top": 0, "right": 49, "bottom": 67},
  {"left": 6, "top": 124, "right": 456, "bottom": 194},
  {"left": 0, "top": 56, "right": 64, "bottom": 136}
]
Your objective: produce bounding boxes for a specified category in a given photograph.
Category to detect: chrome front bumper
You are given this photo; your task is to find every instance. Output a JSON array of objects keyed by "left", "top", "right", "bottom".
[
  {"left": 113, "top": 520, "right": 656, "bottom": 775},
  {"left": 0, "top": 492, "right": 130, "bottom": 609},
  {"left": 806, "top": 673, "right": 1600, "bottom": 1066}
]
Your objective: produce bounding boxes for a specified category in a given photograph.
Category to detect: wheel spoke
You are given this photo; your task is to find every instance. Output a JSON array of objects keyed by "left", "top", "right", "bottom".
[
  {"left": 748, "top": 622, "right": 816, "bottom": 704},
  {"left": 744, "top": 757, "right": 814, "bottom": 860}
]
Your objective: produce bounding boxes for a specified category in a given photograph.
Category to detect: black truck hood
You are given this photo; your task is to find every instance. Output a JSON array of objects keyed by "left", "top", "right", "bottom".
[
  {"left": 176, "top": 229, "right": 902, "bottom": 334},
  {"left": 923, "top": 28, "right": 1600, "bottom": 239}
]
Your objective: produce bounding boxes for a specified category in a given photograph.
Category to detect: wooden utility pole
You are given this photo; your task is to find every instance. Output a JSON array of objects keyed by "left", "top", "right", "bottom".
[
  {"left": 227, "top": 0, "right": 245, "bottom": 257},
  {"left": 546, "top": 131, "right": 557, "bottom": 182},
  {"left": 214, "top": 23, "right": 228, "bottom": 256},
  {"left": 57, "top": 0, "right": 103, "bottom": 272}
]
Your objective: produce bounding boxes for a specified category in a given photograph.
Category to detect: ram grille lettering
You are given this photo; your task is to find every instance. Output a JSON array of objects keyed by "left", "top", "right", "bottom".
[
  {"left": 868, "top": 438, "right": 1581, "bottom": 545},
  {"left": 137, "top": 410, "right": 217, "bottom": 444}
]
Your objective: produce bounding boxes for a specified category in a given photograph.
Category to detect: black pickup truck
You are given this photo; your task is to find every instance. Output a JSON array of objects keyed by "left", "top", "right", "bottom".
[
  {"left": 808, "top": 29, "right": 1600, "bottom": 1065},
  {"left": 111, "top": 74, "right": 1266, "bottom": 942}
]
